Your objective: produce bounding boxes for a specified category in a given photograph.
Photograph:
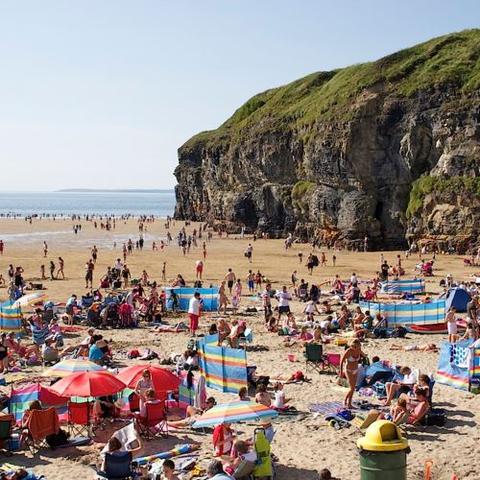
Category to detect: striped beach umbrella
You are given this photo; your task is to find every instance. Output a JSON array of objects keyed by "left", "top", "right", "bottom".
[
  {"left": 193, "top": 400, "right": 278, "bottom": 428},
  {"left": 41, "top": 358, "right": 104, "bottom": 378}
]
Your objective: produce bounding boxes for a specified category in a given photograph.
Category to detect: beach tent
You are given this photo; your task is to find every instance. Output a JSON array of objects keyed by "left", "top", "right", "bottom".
[
  {"left": 359, "top": 299, "right": 446, "bottom": 327},
  {"left": 196, "top": 334, "right": 247, "bottom": 394},
  {"left": 380, "top": 279, "right": 425, "bottom": 295},
  {"left": 443, "top": 288, "right": 471, "bottom": 313},
  {"left": 436, "top": 340, "right": 480, "bottom": 392},
  {"left": 165, "top": 287, "right": 219, "bottom": 312},
  {"left": 0, "top": 301, "right": 22, "bottom": 332}
]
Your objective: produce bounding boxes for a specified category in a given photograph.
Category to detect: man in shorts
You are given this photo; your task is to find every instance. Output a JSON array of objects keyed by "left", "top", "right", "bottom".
[
  {"left": 275, "top": 286, "right": 292, "bottom": 323},
  {"left": 224, "top": 269, "right": 236, "bottom": 295},
  {"left": 188, "top": 292, "right": 201, "bottom": 336}
]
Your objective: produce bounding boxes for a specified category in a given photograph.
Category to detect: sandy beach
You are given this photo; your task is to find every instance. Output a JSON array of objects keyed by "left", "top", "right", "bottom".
[{"left": 0, "top": 217, "right": 478, "bottom": 480}]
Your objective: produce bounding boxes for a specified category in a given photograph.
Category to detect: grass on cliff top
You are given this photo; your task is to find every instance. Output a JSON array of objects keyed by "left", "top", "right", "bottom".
[
  {"left": 406, "top": 175, "right": 480, "bottom": 218},
  {"left": 183, "top": 29, "right": 480, "bottom": 150}
]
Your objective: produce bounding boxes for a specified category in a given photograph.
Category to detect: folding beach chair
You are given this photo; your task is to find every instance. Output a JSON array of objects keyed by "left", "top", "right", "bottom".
[
  {"left": 323, "top": 352, "right": 341, "bottom": 375},
  {"left": 96, "top": 451, "right": 139, "bottom": 480},
  {"left": 304, "top": 343, "right": 324, "bottom": 374},
  {"left": 0, "top": 414, "right": 14, "bottom": 452},
  {"left": 68, "top": 402, "right": 92, "bottom": 437},
  {"left": 134, "top": 401, "right": 168, "bottom": 440},
  {"left": 21, "top": 407, "right": 59, "bottom": 454},
  {"left": 128, "top": 392, "right": 140, "bottom": 413}
]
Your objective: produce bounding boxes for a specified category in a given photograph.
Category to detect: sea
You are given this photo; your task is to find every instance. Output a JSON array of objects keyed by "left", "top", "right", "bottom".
[{"left": 0, "top": 190, "right": 176, "bottom": 217}]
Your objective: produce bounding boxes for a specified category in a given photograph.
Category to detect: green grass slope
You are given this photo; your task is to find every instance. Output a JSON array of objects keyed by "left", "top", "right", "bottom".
[{"left": 183, "top": 29, "right": 480, "bottom": 149}]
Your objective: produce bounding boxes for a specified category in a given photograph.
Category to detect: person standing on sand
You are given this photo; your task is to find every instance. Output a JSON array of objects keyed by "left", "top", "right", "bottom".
[
  {"left": 262, "top": 283, "right": 272, "bottom": 325},
  {"left": 275, "top": 285, "right": 292, "bottom": 324},
  {"left": 121, "top": 264, "right": 131, "bottom": 288},
  {"left": 446, "top": 306, "right": 458, "bottom": 343},
  {"left": 0, "top": 240, "right": 4, "bottom": 255},
  {"left": 40, "top": 264, "right": 46, "bottom": 280},
  {"left": 203, "top": 242, "right": 207, "bottom": 261},
  {"left": 196, "top": 260, "right": 204, "bottom": 280},
  {"left": 218, "top": 281, "right": 229, "bottom": 314},
  {"left": 340, "top": 339, "right": 366, "bottom": 409},
  {"left": 224, "top": 269, "right": 236, "bottom": 295},
  {"left": 162, "top": 262, "right": 167, "bottom": 282},
  {"left": 85, "top": 259, "right": 94, "bottom": 289},
  {"left": 57, "top": 257, "right": 65, "bottom": 279},
  {"left": 43, "top": 241, "right": 48, "bottom": 258},
  {"left": 91, "top": 245, "right": 98, "bottom": 263},
  {"left": 188, "top": 292, "right": 201, "bottom": 336}
]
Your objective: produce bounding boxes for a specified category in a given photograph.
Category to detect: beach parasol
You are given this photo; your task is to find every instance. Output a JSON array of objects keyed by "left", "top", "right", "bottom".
[
  {"left": 117, "top": 365, "right": 180, "bottom": 392},
  {"left": 193, "top": 400, "right": 278, "bottom": 428},
  {"left": 48, "top": 371, "right": 126, "bottom": 398},
  {"left": 12, "top": 292, "right": 46, "bottom": 308},
  {"left": 41, "top": 358, "right": 104, "bottom": 378}
]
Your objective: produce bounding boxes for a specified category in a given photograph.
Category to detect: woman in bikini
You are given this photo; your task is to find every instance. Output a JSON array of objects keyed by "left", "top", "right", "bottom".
[{"left": 340, "top": 339, "right": 365, "bottom": 409}]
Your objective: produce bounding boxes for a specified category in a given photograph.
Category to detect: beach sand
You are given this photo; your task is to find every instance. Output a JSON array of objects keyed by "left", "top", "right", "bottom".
[{"left": 0, "top": 218, "right": 478, "bottom": 479}]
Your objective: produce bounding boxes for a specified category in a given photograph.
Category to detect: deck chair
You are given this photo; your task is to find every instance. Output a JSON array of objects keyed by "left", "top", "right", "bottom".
[
  {"left": 0, "top": 414, "right": 14, "bottom": 452},
  {"left": 128, "top": 392, "right": 140, "bottom": 413},
  {"left": 96, "top": 451, "right": 139, "bottom": 480},
  {"left": 134, "top": 401, "right": 168, "bottom": 440},
  {"left": 323, "top": 352, "right": 341, "bottom": 374},
  {"left": 21, "top": 407, "right": 59, "bottom": 454},
  {"left": 304, "top": 343, "right": 324, "bottom": 373},
  {"left": 68, "top": 402, "right": 92, "bottom": 437}
]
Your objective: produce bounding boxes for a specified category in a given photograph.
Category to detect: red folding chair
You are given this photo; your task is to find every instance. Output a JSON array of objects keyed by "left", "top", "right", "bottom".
[
  {"left": 68, "top": 402, "right": 92, "bottom": 437},
  {"left": 129, "top": 392, "right": 140, "bottom": 413},
  {"left": 134, "top": 401, "right": 168, "bottom": 440}
]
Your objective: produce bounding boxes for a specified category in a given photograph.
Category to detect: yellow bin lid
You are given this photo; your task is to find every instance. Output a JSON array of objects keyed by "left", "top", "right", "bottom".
[{"left": 357, "top": 420, "right": 409, "bottom": 452}]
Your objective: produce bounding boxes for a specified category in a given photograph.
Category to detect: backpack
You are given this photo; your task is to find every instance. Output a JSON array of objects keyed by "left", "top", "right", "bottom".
[{"left": 422, "top": 408, "right": 446, "bottom": 427}]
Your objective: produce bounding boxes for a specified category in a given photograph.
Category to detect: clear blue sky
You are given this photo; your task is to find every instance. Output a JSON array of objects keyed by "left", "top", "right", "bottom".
[{"left": 0, "top": 1, "right": 478, "bottom": 190}]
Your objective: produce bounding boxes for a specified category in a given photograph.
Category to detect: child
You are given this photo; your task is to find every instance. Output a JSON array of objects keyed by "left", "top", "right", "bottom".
[
  {"left": 303, "top": 297, "right": 319, "bottom": 322},
  {"left": 272, "top": 382, "right": 291, "bottom": 410},
  {"left": 384, "top": 397, "right": 408, "bottom": 424}
]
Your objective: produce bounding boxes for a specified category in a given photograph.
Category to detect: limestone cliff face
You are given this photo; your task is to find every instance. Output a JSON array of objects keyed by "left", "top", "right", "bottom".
[{"left": 174, "top": 30, "right": 480, "bottom": 250}]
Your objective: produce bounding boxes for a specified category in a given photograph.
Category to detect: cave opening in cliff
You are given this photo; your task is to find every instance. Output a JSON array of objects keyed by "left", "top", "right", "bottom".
[{"left": 374, "top": 201, "right": 383, "bottom": 221}]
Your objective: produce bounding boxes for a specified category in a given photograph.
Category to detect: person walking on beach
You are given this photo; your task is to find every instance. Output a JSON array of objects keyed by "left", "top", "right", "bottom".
[
  {"left": 340, "top": 339, "right": 366, "bottom": 409},
  {"left": 49, "top": 261, "right": 55, "bottom": 280},
  {"left": 43, "top": 241, "right": 48, "bottom": 258},
  {"left": 245, "top": 243, "right": 253, "bottom": 263},
  {"left": 57, "top": 257, "right": 65, "bottom": 279},
  {"left": 188, "top": 292, "right": 201, "bottom": 336},
  {"left": 202, "top": 242, "right": 207, "bottom": 261},
  {"left": 224, "top": 269, "right": 236, "bottom": 295},
  {"left": 91, "top": 245, "right": 98, "bottom": 263},
  {"left": 0, "top": 240, "right": 4, "bottom": 255},
  {"left": 40, "top": 264, "right": 46, "bottom": 280}
]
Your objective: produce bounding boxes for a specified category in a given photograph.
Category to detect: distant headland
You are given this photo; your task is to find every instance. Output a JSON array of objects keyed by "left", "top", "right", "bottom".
[{"left": 56, "top": 189, "right": 173, "bottom": 193}]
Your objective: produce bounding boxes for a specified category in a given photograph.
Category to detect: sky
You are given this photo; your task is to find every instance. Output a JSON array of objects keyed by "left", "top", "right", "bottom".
[{"left": 0, "top": 1, "right": 479, "bottom": 191}]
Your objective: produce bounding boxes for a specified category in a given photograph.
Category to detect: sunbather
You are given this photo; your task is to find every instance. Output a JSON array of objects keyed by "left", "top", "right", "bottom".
[
  {"left": 379, "top": 397, "right": 408, "bottom": 424},
  {"left": 389, "top": 343, "right": 438, "bottom": 352},
  {"left": 167, "top": 396, "right": 216, "bottom": 428}
]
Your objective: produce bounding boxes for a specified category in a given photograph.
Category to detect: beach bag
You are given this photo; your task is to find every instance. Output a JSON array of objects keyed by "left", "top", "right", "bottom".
[
  {"left": 422, "top": 408, "right": 446, "bottom": 427},
  {"left": 46, "top": 428, "right": 69, "bottom": 448}
]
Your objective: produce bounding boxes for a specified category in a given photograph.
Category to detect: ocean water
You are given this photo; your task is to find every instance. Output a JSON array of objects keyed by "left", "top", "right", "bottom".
[{"left": 0, "top": 191, "right": 176, "bottom": 217}]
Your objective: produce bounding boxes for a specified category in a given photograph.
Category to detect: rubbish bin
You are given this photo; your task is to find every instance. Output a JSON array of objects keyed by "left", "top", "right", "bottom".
[{"left": 357, "top": 420, "right": 409, "bottom": 480}]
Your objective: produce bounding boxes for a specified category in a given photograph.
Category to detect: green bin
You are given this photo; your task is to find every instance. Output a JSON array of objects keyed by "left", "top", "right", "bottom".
[{"left": 357, "top": 420, "right": 409, "bottom": 480}]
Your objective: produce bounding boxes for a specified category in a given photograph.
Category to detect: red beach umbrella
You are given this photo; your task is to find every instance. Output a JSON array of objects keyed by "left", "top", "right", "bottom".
[
  {"left": 117, "top": 365, "right": 180, "bottom": 392},
  {"left": 48, "top": 371, "right": 126, "bottom": 398}
]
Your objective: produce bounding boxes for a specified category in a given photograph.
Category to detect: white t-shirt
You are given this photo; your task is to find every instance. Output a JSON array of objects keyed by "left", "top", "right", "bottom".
[
  {"left": 188, "top": 297, "right": 200, "bottom": 315},
  {"left": 304, "top": 301, "right": 315, "bottom": 314},
  {"left": 276, "top": 291, "right": 291, "bottom": 307},
  {"left": 273, "top": 390, "right": 285, "bottom": 408},
  {"left": 402, "top": 371, "right": 418, "bottom": 385}
]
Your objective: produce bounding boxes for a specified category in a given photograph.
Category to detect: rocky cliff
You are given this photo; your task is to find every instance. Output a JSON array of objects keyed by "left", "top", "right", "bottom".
[{"left": 174, "top": 29, "right": 480, "bottom": 251}]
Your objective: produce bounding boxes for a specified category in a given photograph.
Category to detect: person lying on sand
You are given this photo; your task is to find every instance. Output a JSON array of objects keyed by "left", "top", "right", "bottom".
[
  {"left": 389, "top": 343, "right": 437, "bottom": 352},
  {"left": 167, "top": 397, "right": 216, "bottom": 428}
]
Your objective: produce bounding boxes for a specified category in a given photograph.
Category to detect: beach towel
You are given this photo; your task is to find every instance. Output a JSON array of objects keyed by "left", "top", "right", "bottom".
[
  {"left": 102, "top": 422, "right": 140, "bottom": 453},
  {"left": 309, "top": 401, "right": 344, "bottom": 416}
]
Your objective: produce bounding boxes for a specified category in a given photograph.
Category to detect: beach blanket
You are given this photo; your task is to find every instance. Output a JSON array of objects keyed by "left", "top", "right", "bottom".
[
  {"left": 134, "top": 444, "right": 199, "bottom": 466},
  {"left": 309, "top": 401, "right": 344, "bottom": 416}
]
